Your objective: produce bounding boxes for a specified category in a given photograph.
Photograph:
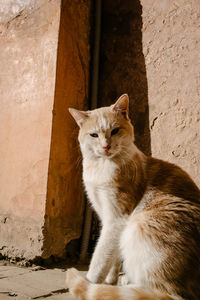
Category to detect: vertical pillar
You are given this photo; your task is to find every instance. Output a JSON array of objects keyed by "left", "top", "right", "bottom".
[{"left": 42, "top": 0, "right": 91, "bottom": 259}]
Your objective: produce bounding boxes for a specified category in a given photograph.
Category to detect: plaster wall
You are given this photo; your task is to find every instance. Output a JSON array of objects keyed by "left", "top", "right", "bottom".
[
  {"left": 1, "top": 0, "right": 199, "bottom": 261},
  {"left": 0, "top": 0, "right": 61, "bottom": 259},
  {"left": 141, "top": 0, "right": 200, "bottom": 186}
]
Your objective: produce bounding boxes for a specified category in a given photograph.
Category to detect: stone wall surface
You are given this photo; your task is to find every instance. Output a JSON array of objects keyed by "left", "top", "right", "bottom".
[
  {"left": 0, "top": 0, "right": 61, "bottom": 259},
  {"left": 141, "top": 0, "right": 200, "bottom": 186}
]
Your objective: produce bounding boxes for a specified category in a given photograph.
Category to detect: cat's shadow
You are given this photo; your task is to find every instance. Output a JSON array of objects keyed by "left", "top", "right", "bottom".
[{"left": 97, "top": 0, "right": 151, "bottom": 156}]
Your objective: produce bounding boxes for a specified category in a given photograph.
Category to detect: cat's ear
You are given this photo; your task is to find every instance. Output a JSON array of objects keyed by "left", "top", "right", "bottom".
[
  {"left": 68, "top": 108, "right": 88, "bottom": 127},
  {"left": 113, "top": 94, "right": 129, "bottom": 118}
]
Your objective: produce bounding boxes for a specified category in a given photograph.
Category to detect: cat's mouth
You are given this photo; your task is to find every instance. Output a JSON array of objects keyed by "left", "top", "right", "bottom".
[
  {"left": 97, "top": 150, "right": 115, "bottom": 158},
  {"left": 105, "top": 151, "right": 112, "bottom": 157},
  {"left": 95, "top": 146, "right": 120, "bottom": 159},
  {"left": 98, "top": 146, "right": 122, "bottom": 158}
]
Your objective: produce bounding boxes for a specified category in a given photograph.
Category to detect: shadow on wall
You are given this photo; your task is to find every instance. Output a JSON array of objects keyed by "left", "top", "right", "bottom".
[{"left": 98, "top": 0, "right": 151, "bottom": 156}]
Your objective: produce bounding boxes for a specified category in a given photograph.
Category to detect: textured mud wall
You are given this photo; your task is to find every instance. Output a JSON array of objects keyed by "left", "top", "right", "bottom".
[
  {"left": 141, "top": 0, "right": 200, "bottom": 186},
  {"left": 0, "top": 0, "right": 61, "bottom": 259},
  {"left": 42, "top": 0, "right": 91, "bottom": 259},
  {"left": 1, "top": 0, "right": 199, "bottom": 261}
]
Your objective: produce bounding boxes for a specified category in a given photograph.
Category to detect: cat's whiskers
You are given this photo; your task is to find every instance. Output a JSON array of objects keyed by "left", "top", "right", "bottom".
[{"left": 75, "top": 155, "right": 82, "bottom": 169}]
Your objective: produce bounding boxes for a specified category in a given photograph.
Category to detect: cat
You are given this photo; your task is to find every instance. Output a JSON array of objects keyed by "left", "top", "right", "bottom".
[{"left": 66, "top": 94, "right": 200, "bottom": 300}]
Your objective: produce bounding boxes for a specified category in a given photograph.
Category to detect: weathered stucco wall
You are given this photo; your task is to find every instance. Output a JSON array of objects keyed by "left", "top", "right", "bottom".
[
  {"left": 141, "top": 0, "right": 200, "bottom": 186},
  {"left": 0, "top": 0, "right": 61, "bottom": 259}
]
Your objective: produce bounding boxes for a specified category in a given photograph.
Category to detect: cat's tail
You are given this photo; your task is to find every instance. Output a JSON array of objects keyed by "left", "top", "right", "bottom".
[{"left": 66, "top": 268, "right": 182, "bottom": 300}]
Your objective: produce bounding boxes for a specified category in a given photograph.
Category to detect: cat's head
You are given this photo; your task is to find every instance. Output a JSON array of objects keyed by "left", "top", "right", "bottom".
[{"left": 69, "top": 94, "right": 134, "bottom": 159}]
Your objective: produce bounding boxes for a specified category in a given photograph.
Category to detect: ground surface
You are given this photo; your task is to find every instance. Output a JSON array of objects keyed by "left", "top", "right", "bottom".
[{"left": 0, "top": 261, "right": 87, "bottom": 300}]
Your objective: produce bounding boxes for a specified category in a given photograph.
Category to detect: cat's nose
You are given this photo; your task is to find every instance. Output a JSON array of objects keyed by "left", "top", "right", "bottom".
[{"left": 103, "top": 145, "right": 111, "bottom": 152}]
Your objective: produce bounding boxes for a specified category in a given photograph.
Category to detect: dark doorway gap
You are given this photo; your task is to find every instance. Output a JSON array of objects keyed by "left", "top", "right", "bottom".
[{"left": 98, "top": 0, "right": 151, "bottom": 155}]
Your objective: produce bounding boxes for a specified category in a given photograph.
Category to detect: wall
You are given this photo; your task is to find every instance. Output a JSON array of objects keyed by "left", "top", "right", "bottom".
[
  {"left": 141, "top": 0, "right": 200, "bottom": 186},
  {"left": 0, "top": 0, "right": 91, "bottom": 261},
  {"left": 0, "top": 0, "right": 61, "bottom": 260},
  {"left": 1, "top": 0, "right": 199, "bottom": 261}
]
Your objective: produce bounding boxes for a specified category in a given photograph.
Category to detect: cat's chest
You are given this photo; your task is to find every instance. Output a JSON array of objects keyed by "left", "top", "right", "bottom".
[
  {"left": 83, "top": 159, "right": 119, "bottom": 220},
  {"left": 83, "top": 159, "right": 117, "bottom": 186}
]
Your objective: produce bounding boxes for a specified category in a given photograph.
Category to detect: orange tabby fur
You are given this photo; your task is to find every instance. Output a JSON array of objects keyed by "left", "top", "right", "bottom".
[
  {"left": 66, "top": 268, "right": 181, "bottom": 300},
  {"left": 67, "top": 95, "right": 200, "bottom": 300}
]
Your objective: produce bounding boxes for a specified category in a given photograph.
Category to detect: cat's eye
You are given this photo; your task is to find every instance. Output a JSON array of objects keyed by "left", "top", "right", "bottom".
[
  {"left": 90, "top": 133, "right": 98, "bottom": 138},
  {"left": 111, "top": 127, "right": 120, "bottom": 136}
]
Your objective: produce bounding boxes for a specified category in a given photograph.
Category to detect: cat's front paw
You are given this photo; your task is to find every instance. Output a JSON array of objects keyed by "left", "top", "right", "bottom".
[
  {"left": 105, "top": 272, "right": 118, "bottom": 285},
  {"left": 118, "top": 272, "right": 129, "bottom": 286},
  {"left": 86, "top": 270, "right": 104, "bottom": 284}
]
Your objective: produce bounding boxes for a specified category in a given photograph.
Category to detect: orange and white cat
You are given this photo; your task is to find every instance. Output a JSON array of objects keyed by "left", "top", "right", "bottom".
[{"left": 67, "top": 94, "right": 200, "bottom": 300}]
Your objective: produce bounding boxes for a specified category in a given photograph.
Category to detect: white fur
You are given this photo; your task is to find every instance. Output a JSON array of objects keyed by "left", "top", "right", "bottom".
[
  {"left": 68, "top": 99, "right": 187, "bottom": 299},
  {"left": 120, "top": 212, "right": 163, "bottom": 288},
  {"left": 86, "top": 218, "right": 126, "bottom": 283},
  {"left": 105, "top": 259, "right": 121, "bottom": 284},
  {"left": 83, "top": 157, "right": 120, "bottom": 221},
  {"left": 76, "top": 101, "right": 147, "bottom": 284},
  {"left": 83, "top": 143, "right": 136, "bottom": 282},
  {"left": 84, "top": 151, "right": 150, "bottom": 284},
  {"left": 132, "top": 189, "right": 153, "bottom": 216},
  {"left": 118, "top": 273, "right": 129, "bottom": 286}
]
